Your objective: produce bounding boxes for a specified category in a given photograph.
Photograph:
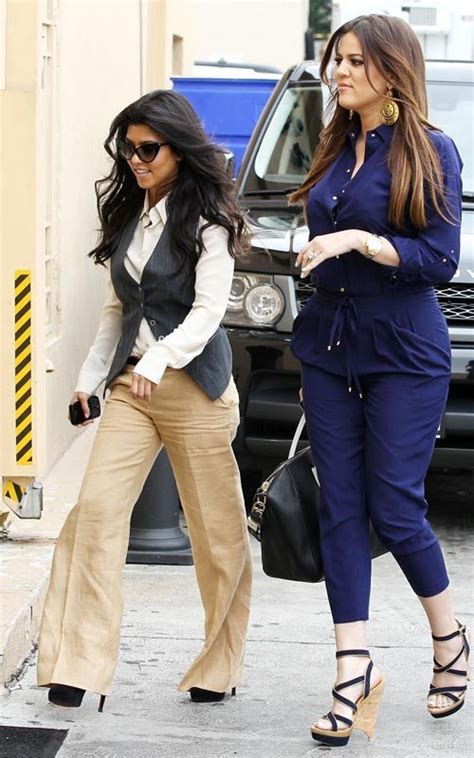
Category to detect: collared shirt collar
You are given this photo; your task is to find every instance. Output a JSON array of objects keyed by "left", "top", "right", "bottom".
[
  {"left": 140, "top": 192, "right": 169, "bottom": 228},
  {"left": 346, "top": 121, "right": 395, "bottom": 148}
]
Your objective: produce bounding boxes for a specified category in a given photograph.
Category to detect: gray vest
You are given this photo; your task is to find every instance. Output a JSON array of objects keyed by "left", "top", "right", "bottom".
[{"left": 105, "top": 214, "right": 232, "bottom": 400}]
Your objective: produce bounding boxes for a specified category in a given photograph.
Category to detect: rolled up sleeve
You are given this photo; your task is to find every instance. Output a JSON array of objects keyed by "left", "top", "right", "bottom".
[{"left": 385, "top": 134, "right": 462, "bottom": 285}]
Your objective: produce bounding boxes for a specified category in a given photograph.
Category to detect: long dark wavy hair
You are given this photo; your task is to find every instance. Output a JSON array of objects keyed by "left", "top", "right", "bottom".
[
  {"left": 290, "top": 14, "right": 455, "bottom": 229},
  {"left": 89, "top": 89, "right": 250, "bottom": 268}
]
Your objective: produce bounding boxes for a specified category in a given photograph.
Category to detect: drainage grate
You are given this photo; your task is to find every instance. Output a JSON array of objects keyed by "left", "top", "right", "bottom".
[{"left": 0, "top": 726, "right": 68, "bottom": 758}]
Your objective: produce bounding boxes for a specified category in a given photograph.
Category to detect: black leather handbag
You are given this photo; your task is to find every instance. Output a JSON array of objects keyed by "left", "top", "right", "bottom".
[{"left": 247, "top": 415, "right": 387, "bottom": 583}]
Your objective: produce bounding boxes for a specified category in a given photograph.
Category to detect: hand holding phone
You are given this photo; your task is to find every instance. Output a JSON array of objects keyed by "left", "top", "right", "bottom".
[{"left": 68, "top": 394, "right": 101, "bottom": 426}]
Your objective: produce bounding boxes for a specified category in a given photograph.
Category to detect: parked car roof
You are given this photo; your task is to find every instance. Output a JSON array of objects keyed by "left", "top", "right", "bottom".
[
  {"left": 424, "top": 59, "right": 474, "bottom": 83},
  {"left": 287, "top": 58, "right": 473, "bottom": 84}
]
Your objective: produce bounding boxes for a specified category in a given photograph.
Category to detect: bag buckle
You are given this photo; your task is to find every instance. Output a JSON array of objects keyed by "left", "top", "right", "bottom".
[{"left": 247, "top": 495, "right": 266, "bottom": 541}]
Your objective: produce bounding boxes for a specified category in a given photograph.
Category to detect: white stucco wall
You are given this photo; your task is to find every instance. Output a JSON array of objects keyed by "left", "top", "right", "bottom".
[
  {"left": 193, "top": 0, "right": 310, "bottom": 73},
  {"left": 43, "top": 0, "right": 143, "bottom": 467},
  {"left": 1, "top": 0, "right": 308, "bottom": 483}
]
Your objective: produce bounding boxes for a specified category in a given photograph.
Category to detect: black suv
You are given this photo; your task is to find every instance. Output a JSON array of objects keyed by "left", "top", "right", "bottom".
[{"left": 224, "top": 60, "right": 474, "bottom": 493}]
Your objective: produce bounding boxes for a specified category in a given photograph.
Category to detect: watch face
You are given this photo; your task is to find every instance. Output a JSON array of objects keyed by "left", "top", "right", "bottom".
[{"left": 366, "top": 235, "right": 382, "bottom": 257}]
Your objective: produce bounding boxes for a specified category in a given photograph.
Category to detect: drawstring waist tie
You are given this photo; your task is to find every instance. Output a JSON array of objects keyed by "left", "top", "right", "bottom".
[{"left": 314, "top": 287, "right": 436, "bottom": 397}]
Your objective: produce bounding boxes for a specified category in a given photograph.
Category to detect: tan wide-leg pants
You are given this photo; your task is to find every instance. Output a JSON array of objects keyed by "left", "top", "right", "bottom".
[{"left": 37, "top": 367, "right": 252, "bottom": 696}]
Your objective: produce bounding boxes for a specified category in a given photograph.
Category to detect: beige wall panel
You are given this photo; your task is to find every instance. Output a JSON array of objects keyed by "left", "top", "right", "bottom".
[
  {"left": 44, "top": 0, "right": 143, "bottom": 470},
  {"left": 2, "top": 0, "right": 197, "bottom": 484},
  {"left": 146, "top": 0, "right": 195, "bottom": 90},
  {"left": 192, "top": 0, "right": 309, "bottom": 73},
  {"left": 4, "top": 0, "right": 37, "bottom": 89},
  {"left": 0, "top": 91, "right": 44, "bottom": 474}
]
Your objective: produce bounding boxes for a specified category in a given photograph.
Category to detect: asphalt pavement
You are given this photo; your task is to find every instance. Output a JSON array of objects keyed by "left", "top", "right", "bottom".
[{"left": 0, "top": 469, "right": 472, "bottom": 758}]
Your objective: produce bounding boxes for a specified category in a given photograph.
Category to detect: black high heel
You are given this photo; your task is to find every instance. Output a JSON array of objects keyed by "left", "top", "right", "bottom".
[
  {"left": 48, "top": 684, "right": 106, "bottom": 712},
  {"left": 189, "top": 686, "right": 236, "bottom": 703}
]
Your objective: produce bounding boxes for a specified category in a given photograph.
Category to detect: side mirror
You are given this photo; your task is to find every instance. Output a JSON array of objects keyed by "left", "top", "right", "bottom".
[{"left": 223, "top": 150, "right": 236, "bottom": 178}]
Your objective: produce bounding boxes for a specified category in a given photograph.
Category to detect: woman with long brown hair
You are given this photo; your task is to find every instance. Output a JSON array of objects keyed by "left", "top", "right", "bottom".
[
  {"left": 290, "top": 14, "right": 468, "bottom": 747},
  {"left": 37, "top": 89, "right": 252, "bottom": 710}
]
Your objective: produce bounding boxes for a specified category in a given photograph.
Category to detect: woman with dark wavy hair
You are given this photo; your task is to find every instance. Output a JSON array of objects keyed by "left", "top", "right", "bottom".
[
  {"left": 289, "top": 14, "right": 468, "bottom": 747},
  {"left": 36, "top": 89, "right": 252, "bottom": 710}
]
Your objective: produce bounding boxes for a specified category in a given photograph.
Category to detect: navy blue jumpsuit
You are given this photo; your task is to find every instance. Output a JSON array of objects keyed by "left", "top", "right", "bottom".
[{"left": 291, "top": 123, "right": 463, "bottom": 623}]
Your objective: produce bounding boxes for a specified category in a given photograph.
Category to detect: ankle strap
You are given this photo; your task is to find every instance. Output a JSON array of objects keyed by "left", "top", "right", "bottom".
[
  {"left": 432, "top": 623, "right": 465, "bottom": 642},
  {"left": 336, "top": 649, "right": 370, "bottom": 659}
]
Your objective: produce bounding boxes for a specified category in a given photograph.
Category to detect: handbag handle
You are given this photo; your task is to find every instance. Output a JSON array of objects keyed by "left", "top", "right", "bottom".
[{"left": 288, "top": 413, "right": 306, "bottom": 459}]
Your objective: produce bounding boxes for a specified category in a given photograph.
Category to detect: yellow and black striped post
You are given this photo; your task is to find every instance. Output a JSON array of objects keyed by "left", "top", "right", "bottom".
[
  {"left": 3, "top": 480, "right": 25, "bottom": 504},
  {"left": 14, "top": 270, "right": 33, "bottom": 466}
]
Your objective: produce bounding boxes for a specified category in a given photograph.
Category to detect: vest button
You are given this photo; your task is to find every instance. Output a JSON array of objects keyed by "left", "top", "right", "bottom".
[
  {"left": 149, "top": 319, "right": 156, "bottom": 326},
  {"left": 138, "top": 286, "right": 142, "bottom": 293}
]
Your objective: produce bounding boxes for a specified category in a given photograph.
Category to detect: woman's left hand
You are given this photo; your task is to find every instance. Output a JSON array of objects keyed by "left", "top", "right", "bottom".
[
  {"left": 296, "top": 230, "right": 355, "bottom": 278},
  {"left": 130, "top": 373, "right": 156, "bottom": 401}
]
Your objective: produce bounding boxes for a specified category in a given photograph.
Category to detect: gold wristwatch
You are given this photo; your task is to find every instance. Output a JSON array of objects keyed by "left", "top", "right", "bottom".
[{"left": 364, "top": 234, "right": 383, "bottom": 259}]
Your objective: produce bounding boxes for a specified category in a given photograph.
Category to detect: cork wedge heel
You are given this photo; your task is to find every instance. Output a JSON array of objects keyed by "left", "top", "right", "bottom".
[{"left": 310, "top": 649, "right": 384, "bottom": 747}]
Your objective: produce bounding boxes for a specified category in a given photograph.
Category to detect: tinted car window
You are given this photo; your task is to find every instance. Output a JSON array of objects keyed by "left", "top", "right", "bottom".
[
  {"left": 244, "top": 86, "right": 323, "bottom": 192},
  {"left": 241, "top": 74, "right": 472, "bottom": 196}
]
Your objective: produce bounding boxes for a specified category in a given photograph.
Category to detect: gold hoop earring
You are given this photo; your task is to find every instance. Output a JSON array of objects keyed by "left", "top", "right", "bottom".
[
  {"left": 379, "top": 89, "right": 399, "bottom": 125},
  {"left": 349, "top": 109, "right": 354, "bottom": 120}
]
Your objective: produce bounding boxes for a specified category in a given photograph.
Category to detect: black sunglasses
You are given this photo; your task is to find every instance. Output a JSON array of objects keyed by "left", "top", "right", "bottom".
[{"left": 116, "top": 138, "right": 170, "bottom": 163}]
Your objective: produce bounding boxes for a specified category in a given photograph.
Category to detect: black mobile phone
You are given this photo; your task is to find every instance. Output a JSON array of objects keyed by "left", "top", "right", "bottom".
[{"left": 68, "top": 395, "right": 101, "bottom": 426}]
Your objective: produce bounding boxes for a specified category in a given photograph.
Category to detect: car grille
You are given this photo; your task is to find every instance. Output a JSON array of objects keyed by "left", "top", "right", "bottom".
[
  {"left": 294, "top": 280, "right": 474, "bottom": 324},
  {"left": 295, "top": 279, "right": 316, "bottom": 310},
  {"left": 435, "top": 285, "right": 474, "bottom": 323}
]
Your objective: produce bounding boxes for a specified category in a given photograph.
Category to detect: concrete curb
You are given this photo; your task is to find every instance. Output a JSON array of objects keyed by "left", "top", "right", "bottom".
[{"left": 0, "top": 578, "right": 47, "bottom": 694}]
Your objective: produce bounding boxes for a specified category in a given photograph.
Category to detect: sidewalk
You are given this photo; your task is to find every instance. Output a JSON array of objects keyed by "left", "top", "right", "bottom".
[
  {"left": 0, "top": 436, "right": 472, "bottom": 756},
  {"left": 0, "top": 425, "right": 98, "bottom": 692}
]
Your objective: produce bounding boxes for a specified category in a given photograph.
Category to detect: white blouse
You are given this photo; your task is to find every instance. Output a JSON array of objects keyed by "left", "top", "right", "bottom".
[{"left": 75, "top": 194, "right": 234, "bottom": 394}]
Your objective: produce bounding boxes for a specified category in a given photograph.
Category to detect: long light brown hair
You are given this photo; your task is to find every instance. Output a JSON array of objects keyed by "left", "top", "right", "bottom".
[{"left": 289, "top": 14, "right": 454, "bottom": 229}]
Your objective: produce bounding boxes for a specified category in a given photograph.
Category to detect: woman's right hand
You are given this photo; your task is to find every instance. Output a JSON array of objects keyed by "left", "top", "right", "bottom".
[{"left": 69, "top": 392, "right": 95, "bottom": 427}]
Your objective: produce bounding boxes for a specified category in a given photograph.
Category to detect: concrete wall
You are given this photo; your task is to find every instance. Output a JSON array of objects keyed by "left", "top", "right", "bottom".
[
  {"left": 193, "top": 0, "right": 310, "bottom": 72},
  {"left": 1, "top": 0, "right": 308, "bottom": 499},
  {"left": 46, "top": 0, "right": 197, "bottom": 467},
  {"left": 1, "top": 1, "right": 45, "bottom": 486},
  {"left": 44, "top": 0, "right": 143, "bottom": 465},
  {"left": 146, "top": 0, "right": 195, "bottom": 88},
  {"left": 0, "top": 0, "right": 196, "bottom": 495}
]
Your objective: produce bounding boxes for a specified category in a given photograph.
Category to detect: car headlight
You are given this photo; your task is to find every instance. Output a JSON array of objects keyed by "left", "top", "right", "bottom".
[{"left": 223, "top": 274, "right": 285, "bottom": 327}]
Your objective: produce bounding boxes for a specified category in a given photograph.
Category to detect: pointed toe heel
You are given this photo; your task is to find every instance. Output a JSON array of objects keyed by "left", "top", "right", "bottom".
[
  {"left": 48, "top": 684, "right": 106, "bottom": 712},
  {"left": 189, "top": 686, "right": 236, "bottom": 703},
  {"left": 48, "top": 685, "right": 85, "bottom": 709}
]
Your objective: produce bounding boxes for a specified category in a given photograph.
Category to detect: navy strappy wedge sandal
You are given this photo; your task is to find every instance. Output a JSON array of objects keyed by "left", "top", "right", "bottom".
[
  {"left": 310, "top": 649, "right": 385, "bottom": 747},
  {"left": 428, "top": 620, "right": 470, "bottom": 719}
]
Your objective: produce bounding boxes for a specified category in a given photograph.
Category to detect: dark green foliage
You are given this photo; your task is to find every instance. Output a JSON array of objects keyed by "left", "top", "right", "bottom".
[{"left": 309, "top": 0, "right": 332, "bottom": 35}]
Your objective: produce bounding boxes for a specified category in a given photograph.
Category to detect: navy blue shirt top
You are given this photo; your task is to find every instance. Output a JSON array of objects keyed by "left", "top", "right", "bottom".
[
  {"left": 306, "top": 123, "right": 463, "bottom": 296},
  {"left": 291, "top": 123, "right": 463, "bottom": 387}
]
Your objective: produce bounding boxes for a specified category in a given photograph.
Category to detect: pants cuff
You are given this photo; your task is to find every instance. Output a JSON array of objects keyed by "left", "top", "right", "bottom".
[{"left": 394, "top": 541, "right": 449, "bottom": 598}]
